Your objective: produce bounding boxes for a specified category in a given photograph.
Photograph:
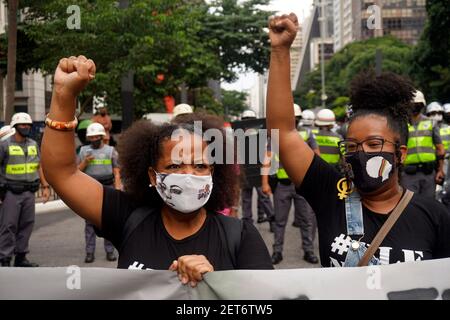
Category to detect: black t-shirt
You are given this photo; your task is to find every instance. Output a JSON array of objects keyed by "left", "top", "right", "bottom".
[
  {"left": 97, "top": 187, "right": 273, "bottom": 270},
  {"left": 297, "top": 155, "right": 450, "bottom": 267}
]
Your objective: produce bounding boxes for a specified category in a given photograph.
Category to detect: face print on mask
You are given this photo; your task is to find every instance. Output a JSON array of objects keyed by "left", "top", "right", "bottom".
[
  {"left": 154, "top": 171, "right": 213, "bottom": 214},
  {"left": 345, "top": 151, "right": 395, "bottom": 193}
]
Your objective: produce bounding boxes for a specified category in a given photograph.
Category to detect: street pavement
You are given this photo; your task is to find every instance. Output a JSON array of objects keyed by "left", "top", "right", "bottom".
[{"left": 27, "top": 193, "right": 320, "bottom": 269}]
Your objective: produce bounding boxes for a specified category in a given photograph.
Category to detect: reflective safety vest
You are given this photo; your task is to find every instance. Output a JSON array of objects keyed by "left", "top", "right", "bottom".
[
  {"left": 405, "top": 120, "right": 436, "bottom": 165},
  {"left": 298, "top": 128, "right": 310, "bottom": 141},
  {"left": 275, "top": 130, "right": 308, "bottom": 179},
  {"left": 79, "top": 144, "right": 114, "bottom": 179},
  {"left": 313, "top": 129, "right": 341, "bottom": 164},
  {"left": 440, "top": 125, "right": 450, "bottom": 153},
  {"left": 3, "top": 138, "right": 40, "bottom": 183}
]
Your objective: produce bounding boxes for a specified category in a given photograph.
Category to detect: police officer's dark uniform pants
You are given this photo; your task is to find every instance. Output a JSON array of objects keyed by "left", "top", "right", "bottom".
[
  {"left": 85, "top": 220, "right": 114, "bottom": 254},
  {"left": 273, "top": 182, "right": 316, "bottom": 254},
  {"left": 294, "top": 195, "right": 315, "bottom": 226},
  {"left": 241, "top": 186, "right": 272, "bottom": 223},
  {"left": 0, "top": 191, "right": 35, "bottom": 260},
  {"left": 402, "top": 171, "right": 436, "bottom": 198},
  {"left": 256, "top": 187, "right": 274, "bottom": 221}
]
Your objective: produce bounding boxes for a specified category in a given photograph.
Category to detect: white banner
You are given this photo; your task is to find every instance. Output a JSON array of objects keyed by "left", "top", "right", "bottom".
[{"left": 0, "top": 258, "right": 449, "bottom": 300}]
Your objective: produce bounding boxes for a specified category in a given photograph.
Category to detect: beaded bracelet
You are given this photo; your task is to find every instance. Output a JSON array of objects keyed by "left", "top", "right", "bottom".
[{"left": 45, "top": 115, "right": 78, "bottom": 131}]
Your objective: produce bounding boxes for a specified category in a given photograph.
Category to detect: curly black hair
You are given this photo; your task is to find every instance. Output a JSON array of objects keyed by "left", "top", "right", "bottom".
[
  {"left": 349, "top": 71, "right": 415, "bottom": 145},
  {"left": 117, "top": 115, "right": 239, "bottom": 212}
]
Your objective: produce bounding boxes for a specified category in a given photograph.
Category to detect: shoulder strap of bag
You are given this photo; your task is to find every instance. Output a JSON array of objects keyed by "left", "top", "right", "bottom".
[
  {"left": 120, "top": 206, "right": 154, "bottom": 253},
  {"left": 358, "top": 189, "right": 414, "bottom": 267},
  {"left": 216, "top": 214, "right": 243, "bottom": 268}
]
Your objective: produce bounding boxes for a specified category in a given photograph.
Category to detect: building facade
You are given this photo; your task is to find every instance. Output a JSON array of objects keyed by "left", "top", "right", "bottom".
[{"left": 334, "top": 0, "right": 427, "bottom": 52}]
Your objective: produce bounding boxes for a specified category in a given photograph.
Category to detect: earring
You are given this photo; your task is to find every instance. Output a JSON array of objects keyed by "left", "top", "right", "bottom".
[{"left": 149, "top": 183, "right": 153, "bottom": 188}]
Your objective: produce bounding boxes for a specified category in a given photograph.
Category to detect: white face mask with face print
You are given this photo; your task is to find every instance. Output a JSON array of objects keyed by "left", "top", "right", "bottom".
[{"left": 154, "top": 171, "right": 213, "bottom": 214}]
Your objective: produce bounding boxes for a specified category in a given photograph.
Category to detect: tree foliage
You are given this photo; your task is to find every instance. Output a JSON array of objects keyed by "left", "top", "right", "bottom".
[
  {"left": 410, "top": 0, "right": 450, "bottom": 103},
  {"left": 1, "top": 0, "right": 271, "bottom": 118},
  {"left": 295, "top": 36, "right": 413, "bottom": 111},
  {"left": 221, "top": 89, "right": 248, "bottom": 118}
]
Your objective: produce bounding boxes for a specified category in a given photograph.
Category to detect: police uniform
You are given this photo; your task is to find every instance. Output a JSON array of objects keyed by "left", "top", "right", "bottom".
[
  {"left": 0, "top": 136, "right": 41, "bottom": 265},
  {"left": 240, "top": 128, "right": 274, "bottom": 224},
  {"left": 272, "top": 127, "right": 317, "bottom": 260},
  {"left": 312, "top": 128, "right": 342, "bottom": 169},
  {"left": 78, "top": 144, "right": 118, "bottom": 256},
  {"left": 402, "top": 117, "right": 441, "bottom": 198}
]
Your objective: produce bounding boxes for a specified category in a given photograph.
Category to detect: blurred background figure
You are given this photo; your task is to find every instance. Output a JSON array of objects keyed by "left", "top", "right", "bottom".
[
  {"left": 77, "top": 123, "right": 121, "bottom": 263},
  {"left": 172, "top": 103, "right": 194, "bottom": 121},
  {"left": 91, "top": 96, "right": 113, "bottom": 145},
  {"left": 268, "top": 104, "right": 319, "bottom": 265},
  {"left": 403, "top": 90, "right": 445, "bottom": 198},
  {"left": 312, "top": 109, "right": 342, "bottom": 171},
  {"left": 0, "top": 113, "right": 50, "bottom": 267},
  {"left": 239, "top": 109, "right": 275, "bottom": 227},
  {"left": 0, "top": 126, "right": 16, "bottom": 142},
  {"left": 426, "top": 101, "right": 444, "bottom": 125}
]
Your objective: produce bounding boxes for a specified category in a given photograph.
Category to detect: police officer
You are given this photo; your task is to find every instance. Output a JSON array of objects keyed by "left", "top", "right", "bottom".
[
  {"left": 172, "top": 103, "right": 194, "bottom": 120},
  {"left": 0, "top": 113, "right": 50, "bottom": 267},
  {"left": 78, "top": 123, "right": 122, "bottom": 263},
  {"left": 402, "top": 91, "right": 445, "bottom": 198},
  {"left": 442, "top": 103, "right": 450, "bottom": 152},
  {"left": 312, "top": 109, "right": 342, "bottom": 170},
  {"left": 265, "top": 104, "right": 319, "bottom": 265},
  {"left": 437, "top": 103, "right": 450, "bottom": 203},
  {"left": 291, "top": 108, "right": 320, "bottom": 228},
  {"left": 91, "top": 96, "right": 113, "bottom": 145},
  {"left": 426, "top": 102, "right": 444, "bottom": 126},
  {"left": 436, "top": 102, "right": 450, "bottom": 155},
  {"left": 239, "top": 110, "right": 275, "bottom": 225}
]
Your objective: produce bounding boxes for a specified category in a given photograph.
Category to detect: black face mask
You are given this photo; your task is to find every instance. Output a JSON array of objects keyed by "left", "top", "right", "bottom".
[
  {"left": 345, "top": 151, "right": 396, "bottom": 193},
  {"left": 412, "top": 104, "right": 423, "bottom": 115},
  {"left": 91, "top": 139, "right": 102, "bottom": 149},
  {"left": 16, "top": 127, "right": 31, "bottom": 138}
]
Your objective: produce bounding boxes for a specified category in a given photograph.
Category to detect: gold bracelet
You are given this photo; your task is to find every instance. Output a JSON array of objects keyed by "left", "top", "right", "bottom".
[{"left": 45, "top": 115, "right": 78, "bottom": 131}]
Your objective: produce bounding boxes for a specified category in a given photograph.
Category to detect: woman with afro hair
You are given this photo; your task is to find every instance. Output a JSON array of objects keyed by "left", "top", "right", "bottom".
[
  {"left": 266, "top": 14, "right": 450, "bottom": 267},
  {"left": 41, "top": 55, "right": 273, "bottom": 288}
]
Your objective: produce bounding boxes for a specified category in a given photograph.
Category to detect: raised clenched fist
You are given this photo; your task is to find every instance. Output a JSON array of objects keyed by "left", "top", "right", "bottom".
[
  {"left": 53, "top": 55, "right": 96, "bottom": 100},
  {"left": 268, "top": 13, "right": 299, "bottom": 50}
]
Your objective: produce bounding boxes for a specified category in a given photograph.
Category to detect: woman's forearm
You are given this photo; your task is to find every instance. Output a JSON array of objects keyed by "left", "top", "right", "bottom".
[
  {"left": 266, "top": 48, "right": 296, "bottom": 133},
  {"left": 41, "top": 94, "right": 79, "bottom": 185}
]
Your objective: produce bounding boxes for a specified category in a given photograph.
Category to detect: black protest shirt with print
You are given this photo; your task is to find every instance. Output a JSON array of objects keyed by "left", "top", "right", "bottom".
[
  {"left": 96, "top": 187, "right": 273, "bottom": 270},
  {"left": 297, "top": 155, "right": 450, "bottom": 267}
]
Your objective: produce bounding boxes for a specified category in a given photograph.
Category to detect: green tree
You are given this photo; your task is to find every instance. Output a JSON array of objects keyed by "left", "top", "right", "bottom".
[
  {"left": 410, "top": 0, "right": 450, "bottom": 102},
  {"left": 221, "top": 89, "right": 248, "bottom": 119},
  {"left": 295, "top": 36, "right": 413, "bottom": 109},
  {"left": 199, "top": 0, "right": 272, "bottom": 82},
  {"left": 6, "top": 0, "right": 272, "bottom": 118},
  {"left": 17, "top": 0, "right": 221, "bottom": 117}
]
